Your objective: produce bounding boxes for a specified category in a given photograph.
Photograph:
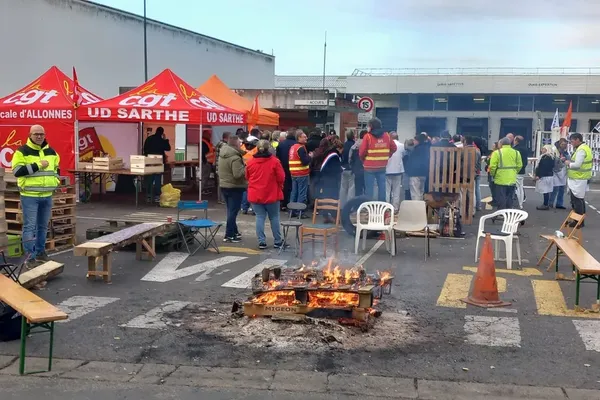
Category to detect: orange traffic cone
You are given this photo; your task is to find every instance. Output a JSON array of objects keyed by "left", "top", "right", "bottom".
[{"left": 461, "top": 234, "right": 511, "bottom": 308}]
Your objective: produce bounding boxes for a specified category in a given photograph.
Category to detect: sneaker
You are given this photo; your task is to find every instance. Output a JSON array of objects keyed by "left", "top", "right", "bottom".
[
  {"left": 536, "top": 205, "right": 549, "bottom": 210},
  {"left": 36, "top": 252, "right": 51, "bottom": 262},
  {"left": 223, "top": 237, "right": 242, "bottom": 243},
  {"left": 274, "top": 243, "right": 290, "bottom": 250},
  {"left": 23, "top": 260, "right": 39, "bottom": 271},
  {"left": 235, "top": 233, "right": 242, "bottom": 239},
  {"left": 241, "top": 210, "right": 248, "bottom": 215},
  {"left": 556, "top": 206, "right": 566, "bottom": 210},
  {"left": 258, "top": 243, "right": 268, "bottom": 250}
]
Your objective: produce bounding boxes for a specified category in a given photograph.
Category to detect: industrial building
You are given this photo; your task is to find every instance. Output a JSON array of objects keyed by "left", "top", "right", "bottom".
[
  {"left": 276, "top": 68, "right": 600, "bottom": 152},
  {"left": 0, "top": 0, "right": 275, "bottom": 98}
]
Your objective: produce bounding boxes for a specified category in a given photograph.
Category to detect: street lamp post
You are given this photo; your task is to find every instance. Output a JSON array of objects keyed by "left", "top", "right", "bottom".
[{"left": 143, "top": 0, "right": 148, "bottom": 81}]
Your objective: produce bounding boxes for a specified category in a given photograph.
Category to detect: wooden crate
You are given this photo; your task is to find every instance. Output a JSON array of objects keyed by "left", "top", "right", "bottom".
[
  {"left": 92, "top": 157, "right": 124, "bottom": 171},
  {"left": 130, "top": 155, "right": 164, "bottom": 174},
  {"left": 79, "top": 161, "right": 93, "bottom": 170}
]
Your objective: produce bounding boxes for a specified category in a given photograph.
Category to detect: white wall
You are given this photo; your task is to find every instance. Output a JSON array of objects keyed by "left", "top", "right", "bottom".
[
  {"left": 0, "top": 0, "right": 275, "bottom": 98},
  {"left": 347, "top": 75, "right": 600, "bottom": 95}
]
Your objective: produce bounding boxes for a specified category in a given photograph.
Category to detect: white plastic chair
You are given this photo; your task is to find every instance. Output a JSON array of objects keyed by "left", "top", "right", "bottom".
[
  {"left": 392, "top": 200, "right": 430, "bottom": 259},
  {"left": 355, "top": 201, "right": 395, "bottom": 254},
  {"left": 475, "top": 209, "right": 528, "bottom": 270}
]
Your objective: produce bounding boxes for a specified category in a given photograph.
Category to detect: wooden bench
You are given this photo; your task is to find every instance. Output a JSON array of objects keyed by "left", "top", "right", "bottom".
[
  {"left": 0, "top": 274, "right": 68, "bottom": 375},
  {"left": 537, "top": 211, "right": 584, "bottom": 271},
  {"left": 73, "top": 222, "right": 169, "bottom": 283},
  {"left": 553, "top": 238, "right": 600, "bottom": 310}
]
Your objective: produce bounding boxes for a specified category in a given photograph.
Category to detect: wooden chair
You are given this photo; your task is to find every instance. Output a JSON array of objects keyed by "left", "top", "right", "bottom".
[
  {"left": 299, "top": 199, "right": 340, "bottom": 257},
  {"left": 537, "top": 211, "right": 585, "bottom": 271}
]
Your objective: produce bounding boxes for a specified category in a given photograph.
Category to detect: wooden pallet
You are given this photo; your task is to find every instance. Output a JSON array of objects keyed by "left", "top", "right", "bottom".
[
  {"left": 130, "top": 155, "right": 164, "bottom": 174},
  {"left": 92, "top": 157, "right": 124, "bottom": 171},
  {"left": 46, "top": 234, "right": 76, "bottom": 251},
  {"left": 104, "top": 212, "right": 196, "bottom": 227}
]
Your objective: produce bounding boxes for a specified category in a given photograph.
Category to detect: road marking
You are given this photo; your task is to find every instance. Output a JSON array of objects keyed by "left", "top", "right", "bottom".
[
  {"left": 208, "top": 246, "right": 262, "bottom": 255},
  {"left": 140, "top": 253, "right": 246, "bottom": 282},
  {"left": 221, "top": 258, "right": 288, "bottom": 289},
  {"left": 496, "top": 277, "right": 507, "bottom": 293},
  {"left": 532, "top": 280, "right": 600, "bottom": 318},
  {"left": 490, "top": 307, "right": 518, "bottom": 313},
  {"left": 355, "top": 240, "right": 384, "bottom": 267},
  {"left": 588, "top": 204, "right": 597, "bottom": 211},
  {"left": 463, "top": 266, "right": 542, "bottom": 277},
  {"left": 56, "top": 296, "right": 120, "bottom": 323},
  {"left": 436, "top": 274, "right": 472, "bottom": 308},
  {"left": 573, "top": 320, "right": 600, "bottom": 352},
  {"left": 464, "top": 315, "right": 521, "bottom": 347},
  {"left": 121, "top": 300, "right": 191, "bottom": 329}
]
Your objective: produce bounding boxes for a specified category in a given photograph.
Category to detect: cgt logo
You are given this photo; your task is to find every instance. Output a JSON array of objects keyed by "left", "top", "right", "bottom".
[{"left": 3, "top": 80, "right": 58, "bottom": 106}]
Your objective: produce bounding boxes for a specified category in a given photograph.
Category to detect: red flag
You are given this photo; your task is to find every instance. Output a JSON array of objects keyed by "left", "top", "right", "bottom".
[
  {"left": 247, "top": 95, "right": 260, "bottom": 130},
  {"left": 560, "top": 100, "right": 573, "bottom": 138},
  {"left": 72, "top": 67, "right": 83, "bottom": 108}
]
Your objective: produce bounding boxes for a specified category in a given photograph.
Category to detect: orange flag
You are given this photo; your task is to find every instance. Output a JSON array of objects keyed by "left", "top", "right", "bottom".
[
  {"left": 247, "top": 95, "right": 260, "bottom": 131},
  {"left": 560, "top": 101, "right": 573, "bottom": 138},
  {"left": 72, "top": 67, "right": 83, "bottom": 108}
]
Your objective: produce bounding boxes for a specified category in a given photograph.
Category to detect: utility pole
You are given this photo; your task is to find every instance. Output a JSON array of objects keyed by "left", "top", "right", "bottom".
[
  {"left": 143, "top": 0, "right": 148, "bottom": 81},
  {"left": 322, "top": 31, "right": 327, "bottom": 92}
]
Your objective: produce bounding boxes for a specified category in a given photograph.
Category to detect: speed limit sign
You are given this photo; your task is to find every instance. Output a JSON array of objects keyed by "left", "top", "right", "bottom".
[{"left": 357, "top": 97, "right": 374, "bottom": 112}]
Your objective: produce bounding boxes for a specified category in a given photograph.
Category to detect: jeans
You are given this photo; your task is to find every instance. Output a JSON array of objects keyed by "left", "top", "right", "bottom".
[
  {"left": 339, "top": 171, "right": 355, "bottom": 208},
  {"left": 549, "top": 185, "right": 565, "bottom": 207},
  {"left": 252, "top": 202, "right": 282, "bottom": 245},
  {"left": 21, "top": 195, "right": 53, "bottom": 257},
  {"left": 145, "top": 174, "right": 162, "bottom": 199},
  {"left": 495, "top": 184, "right": 515, "bottom": 210},
  {"left": 221, "top": 188, "right": 244, "bottom": 238},
  {"left": 385, "top": 174, "right": 402, "bottom": 210},
  {"left": 354, "top": 172, "right": 365, "bottom": 197},
  {"left": 290, "top": 176, "right": 309, "bottom": 213},
  {"left": 543, "top": 193, "right": 550, "bottom": 206},
  {"left": 474, "top": 175, "right": 481, "bottom": 211},
  {"left": 364, "top": 170, "right": 386, "bottom": 201},
  {"left": 409, "top": 177, "right": 426, "bottom": 200},
  {"left": 241, "top": 190, "right": 250, "bottom": 212}
]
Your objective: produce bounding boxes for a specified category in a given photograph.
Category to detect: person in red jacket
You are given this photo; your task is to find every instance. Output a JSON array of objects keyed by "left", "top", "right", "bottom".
[
  {"left": 359, "top": 117, "right": 397, "bottom": 201},
  {"left": 246, "top": 139, "right": 286, "bottom": 250}
]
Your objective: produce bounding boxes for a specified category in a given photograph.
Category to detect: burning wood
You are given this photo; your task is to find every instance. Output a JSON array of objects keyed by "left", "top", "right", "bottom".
[{"left": 240, "top": 260, "right": 394, "bottom": 331}]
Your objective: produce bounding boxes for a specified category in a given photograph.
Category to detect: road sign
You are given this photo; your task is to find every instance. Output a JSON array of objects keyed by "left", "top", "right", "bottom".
[
  {"left": 358, "top": 112, "right": 372, "bottom": 123},
  {"left": 357, "top": 97, "right": 374, "bottom": 112}
]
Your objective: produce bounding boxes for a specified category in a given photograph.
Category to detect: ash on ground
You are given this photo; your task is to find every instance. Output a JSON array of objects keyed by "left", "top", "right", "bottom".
[{"left": 167, "top": 304, "right": 425, "bottom": 352}]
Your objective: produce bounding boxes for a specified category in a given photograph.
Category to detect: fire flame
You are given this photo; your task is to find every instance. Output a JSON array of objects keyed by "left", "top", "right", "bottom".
[
  {"left": 252, "top": 290, "right": 297, "bottom": 306},
  {"left": 307, "top": 291, "right": 359, "bottom": 308}
]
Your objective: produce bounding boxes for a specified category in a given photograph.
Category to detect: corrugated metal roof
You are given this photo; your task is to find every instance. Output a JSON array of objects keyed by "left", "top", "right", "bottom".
[{"left": 275, "top": 76, "right": 347, "bottom": 90}]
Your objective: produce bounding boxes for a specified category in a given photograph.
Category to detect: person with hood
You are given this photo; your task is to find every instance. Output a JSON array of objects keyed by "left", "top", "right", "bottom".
[
  {"left": 407, "top": 133, "right": 431, "bottom": 200},
  {"left": 549, "top": 138, "right": 569, "bottom": 209},
  {"left": 246, "top": 140, "right": 286, "bottom": 250},
  {"left": 276, "top": 130, "right": 297, "bottom": 210},
  {"left": 217, "top": 135, "right": 246, "bottom": 243},
  {"left": 385, "top": 131, "right": 404, "bottom": 211},
  {"left": 241, "top": 135, "right": 259, "bottom": 215},
  {"left": 339, "top": 130, "right": 356, "bottom": 208},
  {"left": 513, "top": 135, "right": 529, "bottom": 209},
  {"left": 312, "top": 136, "right": 344, "bottom": 224},
  {"left": 534, "top": 144, "right": 556, "bottom": 210},
  {"left": 359, "top": 117, "right": 397, "bottom": 201},
  {"left": 143, "top": 126, "right": 171, "bottom": 203},
  {"left": 349, "top": 130, "right": 367, "bottom": 197},
  {"left": 402, "top": 139, "right": 414, "bottom": 200},
  {"left": 214, "top": 131, "right": 230, "bottom": 204}
]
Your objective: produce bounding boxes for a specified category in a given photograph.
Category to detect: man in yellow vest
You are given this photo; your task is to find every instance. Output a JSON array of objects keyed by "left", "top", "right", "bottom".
[
  {"left": 12, "top": 125, "right": 60, "bottom": 268},
  {"left": 565, "top": 133, "right": 592, "bottom": 225},
  {"left": 489, "top": 137, "right": 522, "bottom": 210}
]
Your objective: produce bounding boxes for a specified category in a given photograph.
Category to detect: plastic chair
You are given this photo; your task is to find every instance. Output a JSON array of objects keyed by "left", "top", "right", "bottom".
[
  {"left": 355, "top": 201, "right": 395, "bottom": 254},
  {"left": 279, "top": 202, "right": 307, "bottom": 256},
  {"left": 475, "top": 209, "right": 528, "bottom": 270},
  {"left": 176, "top": 201, "right": 223, "bottom": 255},
  {"left": 392, "top": 200, "right": 430, "bottom": 260}
]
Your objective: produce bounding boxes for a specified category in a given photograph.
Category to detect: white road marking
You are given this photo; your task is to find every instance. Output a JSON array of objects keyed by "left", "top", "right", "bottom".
[
  {"left": 573, "top": 320, "right": 600, "bottom": 352},
  {"left": 120, "top": 300, "right": 191, "bottom": 329},
  {"left": 56, "top": 296, "right": 120, "bottom": 323},
  {"left": 140, "top": 253, "right": 246, "bottom": 282},
  {"left": 588, "top": 204, "right": 597, "bottom": 210},
  {"left": 355, "top": 240, "right": 384, "bottom": 267},
  {"left": 464, "top": 315, "right": 521, "bottom": 348},
  {"left": 488, "top": 308, "right": 518, "bottom": 314},
  {"left": 221, "top": 258, "right": 288, "bottom": 289}
]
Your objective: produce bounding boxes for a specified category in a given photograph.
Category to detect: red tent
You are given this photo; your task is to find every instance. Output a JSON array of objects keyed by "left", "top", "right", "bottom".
[
  {"left": 80, "top": 69, "right": 246, "bottom": 125},
  {"left": 0, "top": 66, "right": 102, "bottom": 171}
]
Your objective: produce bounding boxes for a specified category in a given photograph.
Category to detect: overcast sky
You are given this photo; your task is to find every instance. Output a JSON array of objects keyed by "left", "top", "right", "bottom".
[{"left": 93, "top": 0, "right": 600, "bottom": 75}]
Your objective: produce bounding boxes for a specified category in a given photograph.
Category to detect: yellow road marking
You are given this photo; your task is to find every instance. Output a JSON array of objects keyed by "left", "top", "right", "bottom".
[
  {"left": 531, "top": 280, "right": 600, "bottom": 319},
  {"left": 497, "top": 277, "right": 507, "bottom": 293},
  {"left": 463, "top": 266, "right": 543, "bottom": 277},
  {"left": 437, "top": 274, "right": 473, "bottom": 308},
  {"left": 208, "top": 247, "right": 262, "bottom": 255}
]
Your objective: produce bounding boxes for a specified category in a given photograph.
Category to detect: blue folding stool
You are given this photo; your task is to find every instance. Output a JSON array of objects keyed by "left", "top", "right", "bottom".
[{"left": 177, "top": 201, "right": 222, "bottom": 255}]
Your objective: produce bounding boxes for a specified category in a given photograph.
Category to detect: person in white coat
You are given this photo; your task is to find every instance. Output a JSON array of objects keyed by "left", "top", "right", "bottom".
[
  {"left": 549, "top": 138, "right": 568, "bottom": 209},
  {"left": 385, "top": 132, "right": 405, "bottom": 211}
]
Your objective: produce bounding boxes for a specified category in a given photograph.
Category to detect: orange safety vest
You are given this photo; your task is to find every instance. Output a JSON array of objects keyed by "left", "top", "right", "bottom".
[
  {"left": 288, "top": 144, "right": 310, "bottom": 177},
  {"left": 363, "top": 132, "right": 392, "bottom": 170},
  {"left": 243, "top": 146, "right": 257, "bottom": 161},
  {"left": 203, "top": 138, "right": 215, "bottom": 164}
]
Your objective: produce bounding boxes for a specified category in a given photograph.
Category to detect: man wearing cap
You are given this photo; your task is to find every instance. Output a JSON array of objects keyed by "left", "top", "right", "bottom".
[{"left": 12, "top": 125, "right": 60, "bottom": 269}]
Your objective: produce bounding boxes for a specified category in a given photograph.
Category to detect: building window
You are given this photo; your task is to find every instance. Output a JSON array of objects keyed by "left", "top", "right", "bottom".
[
  {"left": 534, "top": 95, "right": 577, "bottom": 112},
  {"left": 434, "top": 95, "right": 448, "bottom": 111},
  {"left": 416, "top": 94, "right": 434, "bottom": 111},
  {"left": 448, "top": 95, "right": 490, "bottom": 111},
  {"left": 578, "top": 96, "right": 600, "bottom": 113},
  {"left": 490, "top": 95, "right": 519, "bottom": 111},
  {"left": 519, "top": 95, "right": 534, "bottom": 112},
  {"left": 399, "top": 94, "right": 417, "bottom": 111}
]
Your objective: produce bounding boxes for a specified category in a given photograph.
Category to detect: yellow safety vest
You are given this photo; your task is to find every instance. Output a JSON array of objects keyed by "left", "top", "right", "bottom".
[
  {"left": 490, "top": 145, "right": 521, "bottom": 186},
  {"left": 568, "top": 143, "right": 593, "bottom": 181},
  {"left": 12, "top": 139, "right": 60, "bottom": 197},
  {"left": 271, "top": 141, "right": 279, "bottom": 149}
]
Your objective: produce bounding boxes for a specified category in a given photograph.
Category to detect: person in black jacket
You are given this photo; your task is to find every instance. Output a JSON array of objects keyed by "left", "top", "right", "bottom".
[
  {"left": 406, "top": 133, "right": 431, "bottom": 200},
  {"left": 143, "top": 126, "right": 171, "bottom": 203},
  {"left": 306, "top": 128, "right": 324, "bottom": 154},
  {"left": 275, "top": 130, "right": 297, "bottom": 210},
  {"left": 535, "top": 144, "right": 556, "bottom": 210},
  {"left": 349, "top": 130, "right": 367, "bottom": 197},
  {"left": 312, "top": 136, "right": 343, "bottom": 223}
]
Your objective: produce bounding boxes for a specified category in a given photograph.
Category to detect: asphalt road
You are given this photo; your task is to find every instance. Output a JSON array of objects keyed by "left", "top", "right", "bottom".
[{"left": 2, "top": 187, "right": 600, "bottom": 390}]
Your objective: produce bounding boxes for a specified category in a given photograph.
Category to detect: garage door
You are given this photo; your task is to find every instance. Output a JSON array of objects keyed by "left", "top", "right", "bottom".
[{"left": 375, "top": 108, "right": 399, "bottom": 132}]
